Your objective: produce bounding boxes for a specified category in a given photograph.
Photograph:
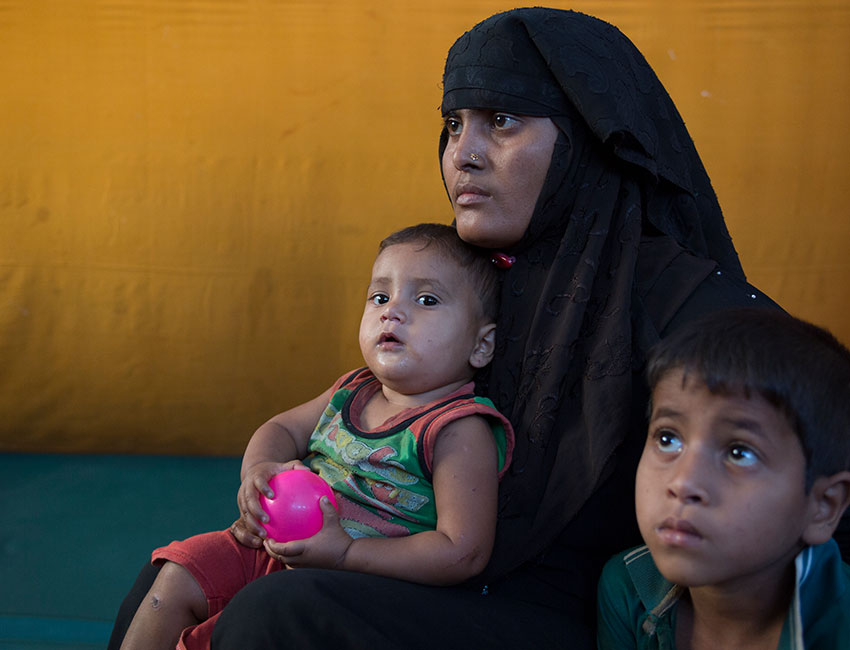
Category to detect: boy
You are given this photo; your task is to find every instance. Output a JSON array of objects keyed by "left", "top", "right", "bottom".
[
  {"left": 120, "top": 223, "right": 514, "bottom": 650},
  {"left": 597, "top": 307, "right": 850, "bottom": 650}
]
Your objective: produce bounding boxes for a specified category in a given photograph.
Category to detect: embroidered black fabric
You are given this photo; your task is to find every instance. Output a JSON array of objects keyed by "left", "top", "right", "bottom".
[{"left": 439, "top": 8, "right": 746, "bottom": 580}]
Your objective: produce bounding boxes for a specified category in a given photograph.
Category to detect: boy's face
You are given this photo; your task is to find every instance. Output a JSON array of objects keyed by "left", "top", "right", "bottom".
[
  {"left": 635, "top": 368, "right": 816, "bottom": 591},
  {"left": 359, "top": 242, "right": 493, "bottom": 397}
]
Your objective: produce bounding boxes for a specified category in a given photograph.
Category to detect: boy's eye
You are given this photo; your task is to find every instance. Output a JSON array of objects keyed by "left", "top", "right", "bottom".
[
  {"left": 416, "top": 294, "right": 439, "bottom": 307},
  {"left": 727, "top": 445, "right": 758, "bottom": 467},
  {"left": 370, "top": 293, "right": 389, "bottom": 305},
  {"left": 654, "top": 431, "right": 683, "bottom": 454},
  {"left": 444, "top": 116, "right": 462, "bottom": 135}
]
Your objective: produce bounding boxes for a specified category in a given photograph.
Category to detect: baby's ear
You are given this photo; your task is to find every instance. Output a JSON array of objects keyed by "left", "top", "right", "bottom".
[
  {"left": 469, "top": 323, "right": 496, "bottom": 369},
  {"left": 802, "top": 471, "right": 850, "bottom": 546}
]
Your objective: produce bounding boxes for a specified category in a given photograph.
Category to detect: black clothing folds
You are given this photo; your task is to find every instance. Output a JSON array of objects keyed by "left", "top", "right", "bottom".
[{"left": 439, "top": 8, "right": 754, "bottom": 582}]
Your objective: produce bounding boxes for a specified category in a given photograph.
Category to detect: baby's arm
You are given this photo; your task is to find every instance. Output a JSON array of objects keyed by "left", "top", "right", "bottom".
[
  {"left": 269, "top": 414, "right": 500, "bottom": 585},
  {"left": 230, "top": 387, "right": 332, "bottom": 548}
]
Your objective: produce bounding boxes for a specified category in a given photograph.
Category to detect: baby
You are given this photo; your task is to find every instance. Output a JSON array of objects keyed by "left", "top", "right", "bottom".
[{"left": 121, "top": 223, "right": 513, "bottom": 650}]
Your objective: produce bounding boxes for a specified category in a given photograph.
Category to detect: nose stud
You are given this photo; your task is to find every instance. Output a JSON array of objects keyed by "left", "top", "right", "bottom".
[{"left": 469, "top": 153, "right": 480, "bottom": 162}]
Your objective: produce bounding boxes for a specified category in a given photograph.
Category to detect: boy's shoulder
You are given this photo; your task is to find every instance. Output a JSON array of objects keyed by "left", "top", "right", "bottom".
[
  {"left": 796, "top": 539, "right": 850, "bottom": 648},
  {"left": 597, "top": 541, "right": 850, "bottom": 650},
  {"left": 597, "top": 546, "right": 683, "bottom": 650},
  {"left": 600, "top": 545, "right": 680, "bottom": 608},
  {"left": 597, "top": 545, "right": 681, "bottom": 640}
]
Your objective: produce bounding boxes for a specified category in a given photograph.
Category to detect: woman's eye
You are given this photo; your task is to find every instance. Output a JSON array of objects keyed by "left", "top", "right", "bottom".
[
  {"left": 653, "top": 431, "right": 682, "bottom": 454},
  {"left": 444, "top": 116, "right": 462, "bottom": 135},
  {"left": 416, "top": 295, "right": 439, "bottom": 306},
  {"left": 727, "top": 445, "right": 758, "bottom": 467},
  {"left": 492, "top": 113, "right": 519, "bottom": 129},
  {"left": 370, "top": 293, "right": 389, "bottom": 305}
]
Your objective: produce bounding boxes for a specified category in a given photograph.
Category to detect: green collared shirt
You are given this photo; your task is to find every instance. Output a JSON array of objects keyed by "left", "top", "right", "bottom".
[{"left": 597, "top": 539, "right": 850, "bottom": 649}]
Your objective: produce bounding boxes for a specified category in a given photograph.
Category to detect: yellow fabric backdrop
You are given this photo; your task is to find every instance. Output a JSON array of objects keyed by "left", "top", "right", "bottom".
[{"left": 2, "top": 1, "right": 848, "bottom": 455}]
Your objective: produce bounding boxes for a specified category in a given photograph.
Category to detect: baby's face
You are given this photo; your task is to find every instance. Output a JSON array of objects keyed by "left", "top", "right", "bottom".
[
  {"left": 635, "top": 368, "right": 813, "bottom": 592},
  {"left": 358, "top": 242, "right": 490, "bottom": 397}
]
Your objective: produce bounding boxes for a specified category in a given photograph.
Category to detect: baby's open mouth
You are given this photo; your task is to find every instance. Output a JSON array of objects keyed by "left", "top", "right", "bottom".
[{"left": 379, "top": 332, "right": 399, "bottom": 344}]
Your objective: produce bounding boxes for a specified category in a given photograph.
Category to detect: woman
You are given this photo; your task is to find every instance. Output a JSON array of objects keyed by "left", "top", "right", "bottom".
[{"left": 109, "top": 8, "right": 779, "bottom": 649}]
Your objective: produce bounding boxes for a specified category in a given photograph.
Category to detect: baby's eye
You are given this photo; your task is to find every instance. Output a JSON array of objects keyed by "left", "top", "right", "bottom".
[
  {"left": 653, "top": 430, "right": 683, "bottom": 454},
  {"left": 416, "top": 294, "right": 439, "bottom": 307},
  {"left": 444, "top": 115, "right": 462, "bottom": 135},
  {"left": 492, "top": 113, "right": 520, "bottom": 130},
  {"left": 370, "top": 293, "right": 389, "bottom": 305},
  {"left": 727, "top": 445, "right": 759, "bottom": 467}
]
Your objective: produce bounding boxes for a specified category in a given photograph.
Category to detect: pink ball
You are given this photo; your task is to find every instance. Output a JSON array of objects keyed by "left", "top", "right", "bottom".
[{"left": 259, "top": 470, "right": 337, "bottom": 542}]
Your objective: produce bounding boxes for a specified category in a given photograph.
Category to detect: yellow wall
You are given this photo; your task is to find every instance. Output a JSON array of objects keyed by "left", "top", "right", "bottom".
[{"left": 2, "top": 1, "right": 848, "bottom": 455}]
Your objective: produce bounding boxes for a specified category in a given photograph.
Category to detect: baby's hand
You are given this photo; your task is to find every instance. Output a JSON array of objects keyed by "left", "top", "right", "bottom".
[
  {"left": 229, "top": 516, "right": 263, "bottom": 548},
  {"left": 263, "top": 497, "right": 352, "bottom": 569},
  {"left": 231, "top": 460, "right": 309, "bottom": 548}
]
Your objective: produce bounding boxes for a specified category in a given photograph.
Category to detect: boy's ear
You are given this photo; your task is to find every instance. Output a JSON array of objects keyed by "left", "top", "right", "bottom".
[
  {"left": 469, "top": 323, "right": 496, "bottom": 369},
  {"left": 802, "top": 471, "right": 850, "bottom": 546}
]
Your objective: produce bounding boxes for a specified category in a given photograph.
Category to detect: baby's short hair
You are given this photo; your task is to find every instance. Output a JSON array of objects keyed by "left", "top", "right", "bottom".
[
  {"left": 647, "top": 307, "right": 850, "bottom": 487},
  {"left": 378, "top": 223, "right": 500, "bottom": 322}
]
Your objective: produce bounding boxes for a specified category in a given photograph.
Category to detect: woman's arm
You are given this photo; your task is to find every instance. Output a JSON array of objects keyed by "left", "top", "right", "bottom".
[{"left": 269, "top": 414, "right": 500, "bottom": 585}]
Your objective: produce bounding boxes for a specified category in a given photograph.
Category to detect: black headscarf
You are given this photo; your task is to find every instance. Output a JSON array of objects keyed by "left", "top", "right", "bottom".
[{"left": 439, "top": 8, "right": 745, "bottom": 579}]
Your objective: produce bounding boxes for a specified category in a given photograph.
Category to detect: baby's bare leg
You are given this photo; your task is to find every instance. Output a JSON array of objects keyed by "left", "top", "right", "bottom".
[{"left": 119, "top": 561, "right": 207, "bottom": 650}]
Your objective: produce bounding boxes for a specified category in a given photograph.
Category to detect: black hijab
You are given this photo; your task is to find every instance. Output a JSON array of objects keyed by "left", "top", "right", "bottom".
[{"left": 439, "top": 8, "right": 745, "bottom": 579}]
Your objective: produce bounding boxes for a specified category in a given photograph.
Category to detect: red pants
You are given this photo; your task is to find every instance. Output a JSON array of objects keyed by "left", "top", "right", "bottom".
[{"left": 152, "top": 530, "right": 282, "bottom": 650}]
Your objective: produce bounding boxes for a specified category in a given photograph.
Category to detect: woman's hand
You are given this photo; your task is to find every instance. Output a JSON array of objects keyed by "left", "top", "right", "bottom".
[
  {"left": 230, "top": 460, "right": 309, "bottom": 548},
  {"left": 263, "top": 497, "right": 353, "bottom": 569}
]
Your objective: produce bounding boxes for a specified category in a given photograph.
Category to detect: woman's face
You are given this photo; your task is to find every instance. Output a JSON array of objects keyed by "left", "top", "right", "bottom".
[{"left": 442, "top": 109, "right": 558, "bottom": 249}]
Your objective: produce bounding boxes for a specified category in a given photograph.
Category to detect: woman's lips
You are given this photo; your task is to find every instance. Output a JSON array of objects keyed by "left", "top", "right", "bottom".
[
  {"left": 455, "top": 183, "right": 490, "bottom": 206},
  {"left": 656, "top": 518, "right": 703, "bottom": 547}
]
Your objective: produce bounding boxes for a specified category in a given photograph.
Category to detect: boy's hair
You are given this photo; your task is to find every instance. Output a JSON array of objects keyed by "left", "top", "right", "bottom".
[
  {"left": 378, "top": 223, "right": 500, "bottom": 322},
  {"left": 647, "top": 307, "right": 850, "bottom": 487}
]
